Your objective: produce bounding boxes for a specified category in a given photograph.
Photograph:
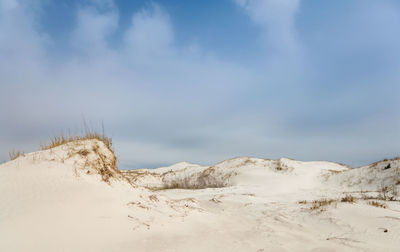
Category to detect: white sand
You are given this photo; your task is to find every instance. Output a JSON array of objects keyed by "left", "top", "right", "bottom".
[{"left": 1, "top": 140, "right": 399, "bottom": 251}]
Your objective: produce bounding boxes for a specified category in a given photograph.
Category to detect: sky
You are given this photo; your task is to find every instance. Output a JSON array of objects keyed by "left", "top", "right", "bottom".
[{"left": 0, "top": 0, "right": 399, "bottom": 169}]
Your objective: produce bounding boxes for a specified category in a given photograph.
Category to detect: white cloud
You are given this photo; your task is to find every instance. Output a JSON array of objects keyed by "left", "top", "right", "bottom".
[
  {"left": 0, "top": 1, "right": 256, "bottom": 165},
  {"left": 124, "top": 3, "right": 173, "bottom": 58},
  {"left": 0, "top": 0, "right": 399, "bottom": 168},
  {"left": 234, "top": 0, "right": 300, "bottom": 54},
  {"left": 71, "top": 6, "right": 118, "bottom": 54}
]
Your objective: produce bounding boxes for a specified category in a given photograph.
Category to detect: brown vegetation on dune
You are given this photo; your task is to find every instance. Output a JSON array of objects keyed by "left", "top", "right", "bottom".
[
  {"left": 341, "top": 195, "right": 356, "bottom": 203},
  {"left": 41, "top": 131, "right": 113, "bottom": 153},
  {"left": 36, "top": 124, "right": 125, "bottom": 184},
  {"left": 300, "top": 195, "right": 357, "bottom": 212},
  {"left": 9, "top": 150, "right": 24, "bottom": 161},
  {"left": 368, "top": 201, "right": 387, "bottom": 208},
  {"left": 309, "top": 198, "right": 337, "bottom": 211}
]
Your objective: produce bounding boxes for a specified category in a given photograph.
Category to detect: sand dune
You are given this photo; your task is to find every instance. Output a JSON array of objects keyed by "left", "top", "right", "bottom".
[{"left": 1, "top": 139, "right": 399, "bottom": 251}]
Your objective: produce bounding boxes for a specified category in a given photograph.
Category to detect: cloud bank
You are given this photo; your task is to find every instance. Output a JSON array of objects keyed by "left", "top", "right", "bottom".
[{"left": 0, "top": 0, "right": 399, "bottom": 168}]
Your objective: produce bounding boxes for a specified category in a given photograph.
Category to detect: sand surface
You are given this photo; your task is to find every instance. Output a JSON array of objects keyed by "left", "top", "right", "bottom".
[{"left": 1, "top": 140, "right": 399, "bottom": 251}]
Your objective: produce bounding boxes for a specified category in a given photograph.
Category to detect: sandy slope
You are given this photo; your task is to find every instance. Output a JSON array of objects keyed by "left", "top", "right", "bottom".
[{"left": 1, "top": 140, "right": 399, "bottom": 251}]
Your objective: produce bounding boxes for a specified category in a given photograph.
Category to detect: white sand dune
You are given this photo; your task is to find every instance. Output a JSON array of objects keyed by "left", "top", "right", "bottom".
[{"left": 1, "top": 139, "right": 399, "bottom": 251}]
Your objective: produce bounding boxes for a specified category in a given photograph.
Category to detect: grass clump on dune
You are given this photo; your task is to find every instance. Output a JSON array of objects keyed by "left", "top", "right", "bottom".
[
  {"left": 41, "top": 131, "right": 113, "bottom": 152},
  {"left": 38, "top": 123, "right": 121, "bottom": 183},
  {"left": 309, "top": 198, "right": 337, "bottom": 211},
  {"left": 340, "top": 195, "right": 356, "bottom": 203},
  {"left": 9, "top": 150, "right": 24, "bottom": 161},
  {"left": 368, "top": 201, "right": 387, "bottom": 208}
]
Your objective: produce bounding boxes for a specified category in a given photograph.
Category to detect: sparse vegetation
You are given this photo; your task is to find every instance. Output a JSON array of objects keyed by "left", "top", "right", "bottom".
[
  {"left": 87, "top": 142, "right": 118, "bottom": 183},
  {"left": 36, "top": 122, "right": 119, "bottom": 183},
  {"left": 41, "top": 121, "right": 113, "bottom": 153},
  {"left": 368, "top": 201, "right": 387, "bottom": 208},
  {"left": 276, "top": 159, "right": 286, "bottom": 171},
  {"left": 77, "top": 149, "right": 90, "bottom": 156},
  {"left": 389, "top": 185, "right": 398, "bottom": 199},
  {"left": 243, "top": 158, "right": 256, "bottom": 166},
  {"left": 370, "top": 157, "right": 398, "bottom": 168},
  {"left": 378, "top": 182, "right": 389, "bottom": 200},
  {"left": 377, "top": 182, "right": 399, "bottom": 201},
  {"left": 5, "top": 122, "right": 126, "bottom": 185},
  {"left": 41, "top": 131, "right": 113, "bottom": 152},
  {"left": 341, "top": 195, "right": 356, "bottom": 203},
  {"left": 309, "top": 198, "right": 337, "bottom": 211},
  {"left": 149, "top": 195, "right": 159, "bottom": 202},
  {"left": 299, "top": 194, "right": 359, "bottom": 212},
  {"left": 130, "top": 165, "right": 235, "bottom": 191},
  {"left": 9, "top": 150, "right": 24, "bottom": 160}
]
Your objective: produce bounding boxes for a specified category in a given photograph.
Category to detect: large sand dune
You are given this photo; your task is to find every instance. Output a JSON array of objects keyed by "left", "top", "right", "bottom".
[{"left": 1, "top": 139, "right": 399, "bottom": 251}]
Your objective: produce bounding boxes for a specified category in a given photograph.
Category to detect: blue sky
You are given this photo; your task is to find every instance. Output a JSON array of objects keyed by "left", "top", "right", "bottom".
[{"left": 0, "top": 0, "right": 399, "bottom": 169}]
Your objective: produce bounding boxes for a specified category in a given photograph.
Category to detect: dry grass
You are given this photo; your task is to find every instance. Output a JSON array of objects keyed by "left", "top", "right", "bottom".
[
  {"left": 243, "top": 158, "right": 256, "bottom": 166},
  {"left": 142, "top": 167, "right": 234, "bottom": 191},
  {"left": 77, "top": 149, "right": 90, "bottom": 156},
  {"left": 5, "top": 123, "right": 134, "bottom": 186},
  {"left": 40, "top": 125, "right": 117, "bottom": 177},
  {"left": 276, "top": 159, "right": 285, "bottom": 171},
  {"left": 309, "top": 198, "right": 337, "bottom": 211},
  {"left": 370, "top": 156, "right": 399, "bottom": 168},
  {"left": 147, "top": 183, "right": 212, "bottom": 191},
  {"left": 341, "top": 195, "right": 356, "bottom": 203},
  {"left": 302, "top": 195, "right": 356, "bottom": 212},
  {"left": 328, "top": 169, "right": 343, "bottom": 174},
  {"left": 68, "top": 142, "right": 118, "bottom": 183},
  {"left": 368, "top": 201, "right": 387, "bottom": 208},
  {"left": 90, "top": 142, "right": 118, "bottom": 183},
  {"left": 40, "top": 125, "right": 120, "bottom": 183},
  {"left": 149, "top": 195, "right": 159, "bottom": 202},
  {"left": 377, "top": 182, "right": 399, "bottom": 201},
  {"left": 41, "top": 131, "right": 113, "bottom": 152},
  {"left": 9, "top": 150, "right": 24, "bottom": 160}
]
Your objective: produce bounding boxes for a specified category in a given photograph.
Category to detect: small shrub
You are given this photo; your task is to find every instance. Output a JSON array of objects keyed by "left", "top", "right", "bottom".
[
  {"left": 9, "top": 150, "right": 24, "bottom": 160},
  {"left": 368, "top": 201, "right": 387, "bottom": 208}
]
